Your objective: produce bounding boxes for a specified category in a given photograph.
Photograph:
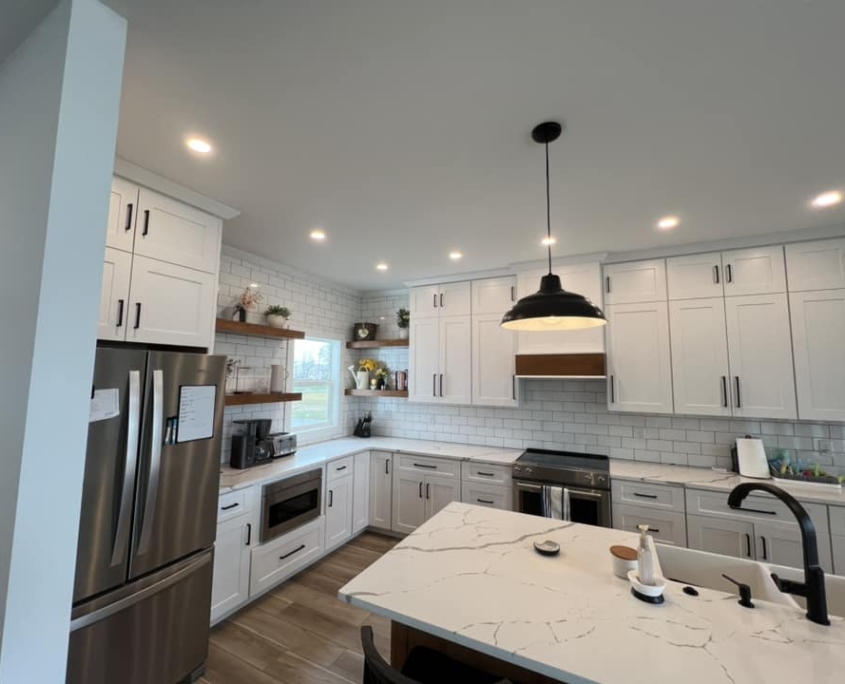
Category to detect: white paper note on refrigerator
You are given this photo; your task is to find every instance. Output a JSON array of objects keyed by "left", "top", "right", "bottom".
[
  {"left": 177, "top": 385, "right": 216, "bottom": 442},
  {"left": 89, "top": 388, "right": 120, "bottom": 423}
]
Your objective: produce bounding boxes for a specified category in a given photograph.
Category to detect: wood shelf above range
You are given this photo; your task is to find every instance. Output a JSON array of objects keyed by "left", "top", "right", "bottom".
[
  {"left": 216, "top": 319, "right": 305, "bottom": 340},
  {"left": 345, "top": 339, "right": 409, "bottom": 349},
  {"left": 224, "top": 392, "right": 303, "bottom": 407},
  {"left": 344, "top": 389, "right": 408, "bottom": 397}
]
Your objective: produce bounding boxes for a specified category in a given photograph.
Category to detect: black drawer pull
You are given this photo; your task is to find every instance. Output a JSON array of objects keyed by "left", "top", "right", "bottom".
[
  {"left": 414, "top": 463, "right": 437, "bottom": 469},
  {"left": 647, "top": 527, "right": 660, "bottom": 533},
  {"left": 745, "top": 533, "right": 752, "bottom": 558},
  {"left": 633, "top": 492, "right": 658, "bottom": 499},
  {"left": 760, "top": 535, "right": 768, "bottom": 560},
  {"left": 477, "top": 471, "right": 495, "bottom": 477},
  {"left": 419, "top": 482, "right": 423, "bottom": 498},
  {"left": 279, "top": 544, "right": 306, "bottom": 560},
  {"left": 730, "top": 505, "right": 776, "bottom": 516},
  {"left": 328, "top": 490, "right": 333, "bottom": 507},
  {"left": 477, "top": 498, "right": 495, "bottom": 505},
  {"left": 221, "top": 502, "right": 239, "bottom": 511},
  {"left": 335, "top": 465, "right": 347, "bottom": 472}
]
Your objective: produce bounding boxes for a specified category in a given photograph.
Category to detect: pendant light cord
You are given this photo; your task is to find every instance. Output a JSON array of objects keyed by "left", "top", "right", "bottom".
[{"left": 545, "top": 139, "right": 552, "bottom": 275}]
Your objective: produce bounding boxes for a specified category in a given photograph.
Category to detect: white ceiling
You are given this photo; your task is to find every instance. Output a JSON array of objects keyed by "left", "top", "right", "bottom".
[{"left": 116, "top": 0, "right": 845, "bottom": 291}]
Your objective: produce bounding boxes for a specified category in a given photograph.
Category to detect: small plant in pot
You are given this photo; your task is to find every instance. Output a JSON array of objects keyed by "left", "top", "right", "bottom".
[
  {"left": 396, "top": 307, "right": 410, "bottom": 339},
  {"left": 265, "top": 305, "right": 291, "bottom": 329}
]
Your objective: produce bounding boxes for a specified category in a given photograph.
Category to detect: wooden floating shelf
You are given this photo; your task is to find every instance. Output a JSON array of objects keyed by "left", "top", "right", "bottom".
[
  {"left": 345, "top": 389, "right": 408, "bottom": 397},
  {"left": 216, "top": 318, "right": 305, "bottom": 340},
  {"left": 346, "top": 339, "right": 409, "bottom": 349},
  {"left": 224, "top": 392, "right": 303, "bottom": 406},
  {"left": 515, "top": 353, "right": 606, "bottom": 378}
]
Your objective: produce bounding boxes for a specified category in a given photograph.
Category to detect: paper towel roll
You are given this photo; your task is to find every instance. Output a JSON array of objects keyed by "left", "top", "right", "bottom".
[
  {"left": 270, "top": 365, "right": 287, "bottom": 393},
  {"left": 736, "top": 437, "right": 770, "bottom": 479}
]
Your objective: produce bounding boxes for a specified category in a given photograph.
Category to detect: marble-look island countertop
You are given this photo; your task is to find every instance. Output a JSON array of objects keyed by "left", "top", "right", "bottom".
[{"left": 339, "top": 503, "right": 845, "bottom": 684}]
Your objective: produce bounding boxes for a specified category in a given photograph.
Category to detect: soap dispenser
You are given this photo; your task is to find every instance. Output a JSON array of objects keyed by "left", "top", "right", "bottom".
[{"left": 637, "top": 524, "right": 655, "bottom": 586}]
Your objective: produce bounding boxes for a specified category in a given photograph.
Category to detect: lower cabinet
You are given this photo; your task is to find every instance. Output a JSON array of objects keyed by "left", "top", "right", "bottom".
[
  {"left": 612, "top": 504, "right": 687, "bottom": 547},
  {"left": 369, "top": 451, "right": 393, "bottom": 530},
  {"left": 210, "top": 513, "right": 253, "bottom": 624},
  {"left": 249, "top": 517, "right": 324, "bottom": 599},
  {"left": 391, "top": 469, "right": 460, "bottom": 534},
  {"left": 352, "top": 451, "right": 371, "bottom": 534},
  {"left": 687, "top": 514, "right": 754, "bottom": 559},
  {"left": 325, "top": 474, "right": 354, "bottom": 552},
  {"left": 833, "top": 536, "right": 845, "bottom": 576},
  {"left": 461, "top": 482, "right": 512, "bottom": 511}
]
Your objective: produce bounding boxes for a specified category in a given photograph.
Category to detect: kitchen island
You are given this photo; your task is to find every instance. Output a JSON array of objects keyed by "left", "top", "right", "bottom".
[{"left": 339, "top": 503, "right": 845, "bottom": 684}]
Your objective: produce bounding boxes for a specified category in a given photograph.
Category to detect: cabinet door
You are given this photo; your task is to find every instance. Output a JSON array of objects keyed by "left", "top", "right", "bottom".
[
  {"left": 786, "top": 238, "right": 845, "bottom": 292},
  {"left": 790, "top": 290, "right": 845, "bottom": 421},
  {"left": 127, "top": 256, "right": 215, "bottom": 348},
  {"left": 106, "top": 177, "right": 139, "bottom": 252},
  {"left": 461, "top": 482, "right": 512, "bottom": 511},
  {"left": 472, "top": 277, "right": 516, "bottom": 315},
  {"left": 666, "top": 252, "right": 723, "bottom": 300},
  {"left": 611, "top": 504, "right": 688, "bottom": 547},
  {"left": 516, "top": 264, "right": 605, "bottom": 353},
  {"left": 606, "top": 302, "right": 673, "bottom": 414},
  {"left": 391, "top": 471, "right": 425, "bottom": 534},
  {"left": 438, "top": 281, "right": 471, "bottom": 316},
  {"left": 352, "top": 451, "right": 370, "bottom": 534},
  {"left": 833, "top": 536, "right": 845, "bottom": 576},
  {"left": 325, "top": 476, "right": 353, "bottom": 551},
  {"left": 604, "top": 259, "right": 667, "bottom": 305},
  {"left": 439, "top": 315, "right": 472, "bottom": 405},
  {"left": 369, "top": 451, "right": 393, "bottom": 530},
  {"left": 409, "top": 318, "right": 440, "bottom": 403},
  {"left": 134, "top": 188, "right": 222, "bottom": 274},
  {"left": 98, "top": 248, "right": 133, "bottom": 342},
  {"left": 669, "top": 298, "right": 731, "bottom": 416},
  {"left": 210, "top": 516, "right": 251, "bottom": 624},
  {"left": 472, "top": 313, "right": 517, "bottom": 407},
  {"left": 425, "top": 476, "right": 460, "bottom": 520},
  {"left": 687, "top": 514, "right": 754, "bottom": 559},
  {"left": 755, "top": 522, "right": 833, "bottom": 573},
  {"left": 722, "top": 245, "right": 786, "bottom": 296},
  {"left": 724, "top": 294, "right": 797, "bottom": 419},
  {"left": 410, "top": 285, "right": 440, "bottom": 320}
]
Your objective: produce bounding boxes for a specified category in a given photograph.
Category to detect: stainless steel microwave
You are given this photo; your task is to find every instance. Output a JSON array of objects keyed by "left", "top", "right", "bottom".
[{"left": 260, "top": 469, "right": 322, "bottom": 543}]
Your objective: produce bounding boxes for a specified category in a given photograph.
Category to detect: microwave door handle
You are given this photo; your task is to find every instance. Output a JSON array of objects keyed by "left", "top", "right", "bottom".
[
  {"left": 111, "top": 370, "right": 141, "bottom": 567},
  {"left": 137, "top": 369, "right": 164, "bottom": 555}
]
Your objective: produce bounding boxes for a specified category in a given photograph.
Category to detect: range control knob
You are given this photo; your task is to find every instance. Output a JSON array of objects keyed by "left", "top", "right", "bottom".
[{"left": 524, "top": 466, "right": 533, "bottom": 474}]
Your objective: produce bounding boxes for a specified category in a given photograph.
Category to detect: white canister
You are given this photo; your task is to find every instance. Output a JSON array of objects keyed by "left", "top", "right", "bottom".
[{"left": 270, "top": 365, "right": 287, "bottom": 393}]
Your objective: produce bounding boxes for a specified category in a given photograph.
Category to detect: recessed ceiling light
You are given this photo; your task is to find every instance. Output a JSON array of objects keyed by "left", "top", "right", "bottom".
[
  {"left": 186, "top": 137, "right": 212, "bottom": 154},
  {"left": 376, "top": 262, "right": 389, "bottom": 271},
  {"left": 449, "top": 251, "right": 463, "bottom": 260},
  {"left": 657, "top": 216, "right": 680, "bottom": 230},
  {"left": 541, "top": 236, "right": 557, "bottom": 246},
  {"left": 310, "top": 229, "right": 326, "bottom": 241},
  {"left": 811, "top": 190, "right": 843, "bottom": 208}
]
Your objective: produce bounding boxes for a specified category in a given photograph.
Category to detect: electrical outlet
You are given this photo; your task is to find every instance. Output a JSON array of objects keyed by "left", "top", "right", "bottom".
[
  {"left": 633, "top": 428, "right": 646, "bottom": 440},
  {"left": 816, "top": 439, "right": 831, "bottom": 453}
]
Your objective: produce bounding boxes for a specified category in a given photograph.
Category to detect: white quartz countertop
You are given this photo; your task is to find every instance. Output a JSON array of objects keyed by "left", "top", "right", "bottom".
[
  {"left": 339, "top": 503, "right": 845, "bottom": 684},
  {"left": 219, "top": 437, "right": 523, "bottom": 492}
]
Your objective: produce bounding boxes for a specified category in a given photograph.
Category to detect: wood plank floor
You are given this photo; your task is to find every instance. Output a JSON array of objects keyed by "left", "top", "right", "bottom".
[{"left": 200, "top": 532, "right": 399, "bottom": 684}]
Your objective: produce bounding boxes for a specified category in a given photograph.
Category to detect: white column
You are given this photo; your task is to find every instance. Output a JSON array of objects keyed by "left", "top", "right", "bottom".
[{"left": 0, "top": 0, "right": 126, "bottom": 681}]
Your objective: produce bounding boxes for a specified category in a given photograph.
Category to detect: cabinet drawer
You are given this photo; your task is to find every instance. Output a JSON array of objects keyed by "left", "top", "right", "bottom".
[
  {"left": 397, "top": 454, "right": 459, "bottom": 478},
  {"left": 461, "top": 482, "right": 513, "bottom": 511},
  {"left": 685, "top": 488, "right": 829, "bottom": 534},
  {"left": 611, "top": 480, "right": 684, "bottom": 512},
  {"left": 218, "top": 489, "right": 251, "bottom": 523},
  {"left": 327, "top": 456, "right": 354, "bottom": 482},
  {"left": 612, "top": 504, "right": 687, "bottom": 547},
  {"left": 830, "top": 506, "right": 845, "bottom": 537},
  {"left": 250, "top": 519, "right": 324, "bottom": 597},
  {"left": 462, "top": 462, "right": 512, "bottom": 485}
]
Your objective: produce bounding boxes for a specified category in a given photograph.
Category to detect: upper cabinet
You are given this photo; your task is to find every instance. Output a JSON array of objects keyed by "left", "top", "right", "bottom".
[
  {"left": 786, "top": 238, "right": 845, "bottom": 292},
  {"left": 98, "top": 248, "right": 133, "bottom": 341},
  {"left": 408, "top": 313, "right": 472, "bottom": 405},
  {"left": 721, "top": 245, "right": 786, "bottom": 296},
  {"left": 603, "top": 259, "right": 667, "bottom": 305},
  {"left": 106, "top": 177, "right": 139, "bottom": 253},
  {"left": 472, "top": 277, "right": 515, "bottom": 315},
  {"left": 410, "top": 282, "right": 471, "bottom": 319},
  {"left": 667, "top": 252, "right": 724, "bottom": 300},
  {"left": 471, "top": 277, "right": 517, "bottom": 407}
]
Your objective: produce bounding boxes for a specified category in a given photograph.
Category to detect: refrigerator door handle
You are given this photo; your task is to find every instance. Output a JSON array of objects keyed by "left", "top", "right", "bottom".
[
  {"left": 111, "top": 370, "right": 141, "bottom": 567},
  {"left": 137, "top": 369, "right": 164, "bottom": 555}
]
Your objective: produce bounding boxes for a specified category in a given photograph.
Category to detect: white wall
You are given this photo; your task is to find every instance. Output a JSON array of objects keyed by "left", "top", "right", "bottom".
[{"left": 0, "top": 1, "right": 126, "bottom": 681}]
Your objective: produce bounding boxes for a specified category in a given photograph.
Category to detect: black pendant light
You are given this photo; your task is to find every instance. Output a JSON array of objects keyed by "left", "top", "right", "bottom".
[{"left": 501, "top": 122, "right": 607, "bottom": 331}]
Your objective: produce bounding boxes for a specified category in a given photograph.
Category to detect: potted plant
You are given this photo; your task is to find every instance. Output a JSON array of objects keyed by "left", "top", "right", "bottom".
[
  {"left": 265, "top": 305, "right": 291, "bottom": 329},
  {"left": 236, "top": 286, "right": 263, "bottom": 323},
  {"left": 396, "top": 307, "right": 410, "bottom": 339}
]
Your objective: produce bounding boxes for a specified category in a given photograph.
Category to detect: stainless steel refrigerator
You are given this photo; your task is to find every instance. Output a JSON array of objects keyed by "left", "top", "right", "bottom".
[{"left": 67, "top": 346, "right": 226, "bottom": 684}]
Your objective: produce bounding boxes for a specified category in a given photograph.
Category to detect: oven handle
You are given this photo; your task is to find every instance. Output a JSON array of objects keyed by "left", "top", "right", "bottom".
[
  {"left": 567, "top": 488, "right": 607, "bottom": 500},
  {"left": 515, "top": 481, "right": 543, "bottom": 492}
]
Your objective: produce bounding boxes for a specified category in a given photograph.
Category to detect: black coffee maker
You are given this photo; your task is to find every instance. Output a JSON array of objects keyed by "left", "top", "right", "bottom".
[{"left": 230, "top": 419, "right": 274, "bottom": 469}]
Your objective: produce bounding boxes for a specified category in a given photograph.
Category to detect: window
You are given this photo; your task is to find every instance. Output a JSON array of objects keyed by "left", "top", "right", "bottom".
[{"left": 291, "top": 337, "right": 341, "bottom": 435}]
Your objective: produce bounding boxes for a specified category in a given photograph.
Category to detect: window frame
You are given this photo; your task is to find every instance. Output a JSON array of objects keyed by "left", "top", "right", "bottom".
[{"left": 287, "top": 336, "right": 342, "bottom": 441}]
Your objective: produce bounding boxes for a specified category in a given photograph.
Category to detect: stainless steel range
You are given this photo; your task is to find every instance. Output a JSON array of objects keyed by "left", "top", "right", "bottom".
[{"left": 513, "top": 448, "right": 611, "bottom": 527}]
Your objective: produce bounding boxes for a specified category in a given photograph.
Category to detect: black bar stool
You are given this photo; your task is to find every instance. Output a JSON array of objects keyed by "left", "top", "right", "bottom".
[{"left": 360, "top": 625, "right": 513, "bottom": 684}]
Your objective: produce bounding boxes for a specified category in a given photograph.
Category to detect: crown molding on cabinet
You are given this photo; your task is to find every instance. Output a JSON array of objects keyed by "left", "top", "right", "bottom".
[{"left": 403, "top": 266, "right": 514, "bottom": 289}]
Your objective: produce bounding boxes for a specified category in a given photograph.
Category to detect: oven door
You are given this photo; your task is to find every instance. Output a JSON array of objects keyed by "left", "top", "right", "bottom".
[
  {"left": 514, "top": 480, "right": 611, "bottom": 528},
  {"left": 261, "top": 469, "right": 322, "bottom": 542}
]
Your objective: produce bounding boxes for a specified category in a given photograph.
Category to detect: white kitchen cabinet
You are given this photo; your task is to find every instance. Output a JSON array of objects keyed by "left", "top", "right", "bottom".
[
  {"left": 724, "top": 294, "right": 797, "bottom": 420},
  {"left": 426, "top": 476, "right": 460, "bottom": 519},
  {"left": 106, "top": 177, "right": 139, "bottom": 252},
  {"left": 249, "top": 518, "right": 324, "bottom": 598},
  {"left": 352, "top": 451, "right": 371, "bottom": 534},
  {"left": 325, "top": 474, "right": 353, "bottom": 551},
  {"left": 611, "top": 504, "right": 688, "bottom": 547},
  {"left": 669, "top": 298, "right": 732, "bottom": 417},
  {"left": 721, "top": 245, "right": 786, "bottom": 296},
  {"left": 516, "top": 263, "right": 605, "bottom": 354},
  {"left": 369, "top": 451, "right": 393, "bottom": 530},
  {"left": 472, "top": 277, "right": 516, "bottom": 315},
  {"left": 790, "top": 289, "right": 845, "bottom": 422},
  {"left": 666, "top": 252, "right": 724, "bottom": 300},
  {"left": 754, "top": 522, "right": 833, "bottom": 573},
  {"left": 126, "top": 256, "right": 216, "bottom": 349},
  {"left": 392, "top": 471, "right": 426, "bottom": 535},
  {"left": 606, "top": 301, "right": 673, "bottom": 414},
  {"left": 687, "top": 514, "right": 755, "bottom": 559},
  {"left": 409, "top": 318, "right": 440, "bottom": 403},
  {"left": 392, "top": 457, "right": 461, "bottom": 534},
  {"left": 472, "top": 313, "right": 517, "bottom": 407},
  {"left": 786, "top": 238, "right": 845, "bottom": 292},
  {"left": 410, "top": 282, "right": 471, "bottom": 319},
  {"left": 411, "top": 285, "right": 441, "bottom": 320},
  {"left": 461, "top": 482, "right": 512, "bottom": 511},
  {"left": 603, "top": 259, "right": 667, "bottom": 305},
  {"left": 439, "top": 316, "right": 472, "bottom": 404},
  {"left": 833, "top": 536, "right": 845, "bottom": 576},
  {"left": 210, "top": 514, "right": 253, "bottom": 624},
  {"left": 98, "top": 248, "right": 133, "bottom": 342},
  {"left": 134, "top": 188, "right": 222, "bottom": 274}
]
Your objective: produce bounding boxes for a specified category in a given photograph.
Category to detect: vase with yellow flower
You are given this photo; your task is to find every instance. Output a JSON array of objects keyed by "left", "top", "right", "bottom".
[{"left": 349, "top": 358, "right": 378, "bottom": 390}]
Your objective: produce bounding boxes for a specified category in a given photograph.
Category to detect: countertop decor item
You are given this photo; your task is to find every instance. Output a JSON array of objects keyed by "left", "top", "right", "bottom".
[
  {"left": 353, "top": 322, "right": 378, "bottom": 341},
  {"left": 264, "top": 305, "right": 290, "bottom": 329},
  {"left": 501, "top": 121, "right": 607, "bottom": 332},
  {"left": 610, "top": 545, "right": 638, "bottom": 580}
]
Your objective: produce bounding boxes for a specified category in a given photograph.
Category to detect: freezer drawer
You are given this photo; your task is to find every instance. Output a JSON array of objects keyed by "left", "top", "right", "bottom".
[{"left": 67, "top": 549, "right": 213, "bottom": 684}]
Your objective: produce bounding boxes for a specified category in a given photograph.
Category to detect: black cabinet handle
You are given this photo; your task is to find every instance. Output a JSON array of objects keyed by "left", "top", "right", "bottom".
[
  {"left": 605, "top": 276, "right": 611, "bottom": 293},
  {"left": 633, "top": 492, "right": 658, "bottom": 499},
  {"left": 730, "top": 504, "right": 776, "bottom": 516},
  {"left": 721, "top": 376, "right": 728, "bottom": 408},
  {"left": 279, "top": 544, "right": 306, "bottom": 560},
  {"left": 477, "top": 471, "right": 495, "bottom": 477},
  {"left": 335, "top": 465, "right": 347, "bottom": 472},
  {"left": 246, "top": 523, "right": 251, "bottom": 546},
  {"left": 510, "top": 286, "right": 515, "bottom": 302},
  {"left": 221, "top": 502, "right": 239, "bottom": 511},
  {"left": 477, "top": 498, "right": 494, "bottom": 505},
  {"left": 610, "top": 375, "right": 615, "bottom": 403},
  {"left": 439, "top": 374, "right": 444, "bottom": 397},
  {"left": 714, "top": 264, "right": 720, "bottom": 284},
  {"left": 116, "top": 299, "right": 124, "bottom": 327},
  {"left": 419, "top": 482, "right": 423, "bottom": 498},
  {"left": 440, "top": 293, "right": 443, "bottom": 307},
  {"left": 414, "top": 463, "right": 437, "bottom": 469},
  {"left": 760, "top": 535, "right": 768, "bottom": 560},
  {"left": 426, "top": 483, "right": 430, "bottom": 499},
  {"left": 433, "top": 374, "right": 437, "bottom": 397},
  {"left": 745, "top": 533, "right": 752, "bottom": 558},
  {"left": 142, "top": 209, "right": 150, "bottom": 236},
  {"left": 726, "top": 263, "right": 733, "bottom": 283},
  {"left": 125, "top": 203, "right": 134, "bottom": 231},
  {"left": 433, "top": 293, "right": 437, "bottom": 308},
  {"left": 328, "top": 490, "right": 333, "bottom": 507},
  {"left": 647, "top": 527, "right": 661, "bottom": 533},
  {"left": 385, "top": 459, "right": 390, "bottom": 475},
  {"left": 512, "top": 375, "right": 516, "bottom": 400},
  {"left": 134, "top": 302, "right": 142, "bottom": 329},
  {"left": 734, "top": 376, "right": 741, "bottom": 408}
]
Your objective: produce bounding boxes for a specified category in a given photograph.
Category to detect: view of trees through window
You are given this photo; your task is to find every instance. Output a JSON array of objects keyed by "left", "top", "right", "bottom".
[{"left": 291, "top": 338, "right": 339, "bottom": 431}]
